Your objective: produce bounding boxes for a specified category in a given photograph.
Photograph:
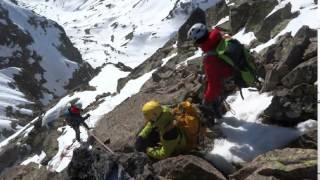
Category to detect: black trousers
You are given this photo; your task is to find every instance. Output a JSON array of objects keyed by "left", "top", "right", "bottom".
[{"left": 72, "top": 122, "right": 90, "bottom": 142}]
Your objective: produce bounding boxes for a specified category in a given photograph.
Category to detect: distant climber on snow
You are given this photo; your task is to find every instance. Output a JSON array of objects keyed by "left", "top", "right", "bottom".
[
  {"left": 187, "top": 23, "right": 258, "bottom": 120},
  {"left": 64, "top": 102, "right": 91, "bottom": 142},
  {"left": 135, "top": 100, "right": 200, "bottom": 160}
]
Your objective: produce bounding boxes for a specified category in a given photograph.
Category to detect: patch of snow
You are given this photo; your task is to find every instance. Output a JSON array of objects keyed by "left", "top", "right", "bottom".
[
  {"left": 161, "top": 52, "right": 177, "bottom": 66},
  {"left": 0, "top": 44, "right": 22, "bottom": 58},
  {"left": 233, "top": 28, "right": 256, "bottom": 45},
  {"left": 0, "top": 117, "right": 37, "bottom": 149},
  {"left": 17, "top": 108, "right": 33, "bottom": 116},
  {"left": 176, "top": 48, "right": 202, "bottom": 68},
  {"left": 296, "top": 119, "right": 317, "bottom": 133},
  {"left": 47, "top": 126, "right": 81, "bottom": 172},
  {"left": 34, "top": 73, "right": 42, "bottom": 81},
  {"left": 89, "top": 64, "right": 129, "bottom": 94},
  {"left": 40, "top": 92, "right": 54, "bottom": 105},
  {"left": 214, "top": 16, "right": 229, "bottom": 27},
  {"left": 206, "top": 89, "right": 316, "bottom": 174},
  {"left": 224, "top": 89, "right": 273, "bottom": 123},
  {"left": 0, "top": 19, "right": 7, "bottom": 25},
  {"left": 21, "top": 151, "right": 46, "bottom": 167},
  {"left": 0, "top": 67, "right": 33, "bottom": 141}
]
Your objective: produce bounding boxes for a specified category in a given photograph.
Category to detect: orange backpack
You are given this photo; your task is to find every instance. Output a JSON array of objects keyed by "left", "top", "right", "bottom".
[{"left": 172, "top": 101, "right": 200, "bottom": 149}]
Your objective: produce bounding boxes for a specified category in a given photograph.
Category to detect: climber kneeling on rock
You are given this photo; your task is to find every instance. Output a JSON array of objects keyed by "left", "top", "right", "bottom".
[
  {"left": 135, "top": 100, "right": 200, "bottom": 160},
  {"left": 64, "top": 102, "right": 91, "bottom": 142}
]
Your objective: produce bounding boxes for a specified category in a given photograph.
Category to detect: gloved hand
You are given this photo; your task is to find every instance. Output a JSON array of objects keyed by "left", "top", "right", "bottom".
[
  {"left": 85, "top": 114, "right": 91, "bottom": 118},
  {"left": 134, "top": 136, "right": 147, "bottom": 152}
]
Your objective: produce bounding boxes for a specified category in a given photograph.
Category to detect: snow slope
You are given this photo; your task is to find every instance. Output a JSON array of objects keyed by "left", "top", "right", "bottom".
[
  {"left": 207, "top": 89, "right": 316, "bottom": 174},
  {"left": 16, "top": 0, "right": 218, "bottom": 68},
  {"left": 0, "top": 0, "right": 80, "bottom": 99},
  {"left": 0, "top": 67, "right": 31, "bottom": 141}
]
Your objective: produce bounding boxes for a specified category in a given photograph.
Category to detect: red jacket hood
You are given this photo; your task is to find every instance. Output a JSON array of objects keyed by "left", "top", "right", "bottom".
[{"left": 199, "top": 28, "right": 222, "bottom": 52}]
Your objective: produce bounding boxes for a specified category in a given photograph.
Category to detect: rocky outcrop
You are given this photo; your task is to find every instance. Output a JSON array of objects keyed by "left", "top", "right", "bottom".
[
  {"left": 0, "top": 116, "right": 62, "bottom": 174},
  {"left": 116, "top": 38, "right": 176, "bottom": 93},
  {"left": 0, "top": 163, "right": 65, "bottom": 180},
  {"left": 261, "top": 26, "right": 317, "bottom": 126},
  {"left": 205, "top": 0, "right": 229, "bottom": 29},
  {"left": 289, "top": 128, "right": 317, "bottom": 149},
  {"left": 229, "top": 0, "right": 278, "bottom": 34},
  {"left": 229, "top": 148, "right": 317, "bottom": 180},
  {"left": 0, "top": 143, "right": 31, "bottom": 174},
  {"left": 254, "top": 3, "right": 299, "bottom": 42},
  {"left": 152, "top": 155, "right": 226, "bottom": 180},
  {"left": 67, "top": 148, "right": 131, "bottom": 180},
  {"left": 66, "top": 148, "right": 227, "bottom": 180}
]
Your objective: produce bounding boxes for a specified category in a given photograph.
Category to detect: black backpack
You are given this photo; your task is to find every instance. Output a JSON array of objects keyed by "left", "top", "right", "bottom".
[{"left": 205, "top": 38, "right": 259, "bottom": 98}]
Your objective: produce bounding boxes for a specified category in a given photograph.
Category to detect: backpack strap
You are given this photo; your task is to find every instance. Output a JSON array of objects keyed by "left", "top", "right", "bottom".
[{"left": 205, "top": 39, "right": 235, "bottom": 67}]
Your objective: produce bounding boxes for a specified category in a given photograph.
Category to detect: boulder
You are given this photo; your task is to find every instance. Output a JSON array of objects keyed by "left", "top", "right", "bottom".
[
  {"left": 276, "top": 26, "right": 316, "bottom": 71},
  {"left": 281, "top": 57, "right": 317, "bottom": 88},
  {"left": 260, "top": 26, "right": 316, "bottom": 92},
  {"left": 262, "top": 84, "right": 316, "bottom": 126},
  {"left": 289, "top": 128, "right": 317, "bottom": 149},
  {"left": 229, "top": 0, "right": 277, "bottom": 34},
  {"left": 254, "top": 3, "right": 299, "bottom": 42},
  {"left": 0, "top": 163, "right": 65, "bottom": 180},
  {"left": 303, "top": 37, "right": 317, "bottom": 60},
  {"left": 205, "top": 0, "right": 230, "bottom": 30},
  {"left": 117, "top": 152, "right": 151, "bottom": 178},
  {"left": 152, "top": 155, "right": 227, "bottom": 180},
  {"left": 67, "top": 148, "right": 131, "bottom": 180},
  {"left": 229, "top": 148, "right": 317, "bottom": 180}
]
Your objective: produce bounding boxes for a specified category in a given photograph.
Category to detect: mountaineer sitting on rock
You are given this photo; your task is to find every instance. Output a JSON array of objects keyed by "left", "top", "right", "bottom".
[
  {"left": 135, "top": 100, "right": 200, "bottom": 160},
  {"left": 187, "top": 23, "right": 258, "bottom": 120},
  {"left": 64, "top": 102, "right": 91, "bottom": 142}
]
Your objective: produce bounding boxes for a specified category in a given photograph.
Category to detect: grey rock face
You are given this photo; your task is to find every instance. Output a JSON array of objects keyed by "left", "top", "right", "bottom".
[
  {"left": 229, "top": 0, "right": 278, "bottom": 34},
  {"left": 261, "top": 26, "right": 317, "bottom": 92},
  {"left": 289, "top": 128, "right": 317, "bottom": 149},
  {"left": 281, "top": 57, "right": 317, "bottom": 87},
  {"left": 152, "top": 155, "right": 227, "bottom": 180},
  {"left": 229, "top": 148, "right": 317, "bottom": 180}
]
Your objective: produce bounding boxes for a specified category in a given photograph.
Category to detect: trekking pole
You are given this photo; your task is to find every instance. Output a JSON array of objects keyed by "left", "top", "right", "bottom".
[{"left": 87, "top": 130, "right": 115, "bottom": 154}]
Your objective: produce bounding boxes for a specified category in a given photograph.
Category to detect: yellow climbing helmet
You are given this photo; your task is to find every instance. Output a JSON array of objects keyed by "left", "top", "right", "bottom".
[{"left": 142, "top": 100, "right": 162, "bottom": 122}]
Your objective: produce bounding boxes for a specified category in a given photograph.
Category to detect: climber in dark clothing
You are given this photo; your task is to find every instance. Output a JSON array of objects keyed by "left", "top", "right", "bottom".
[{"left": 64, "top": 103, "right": 91, "bottom": 142}]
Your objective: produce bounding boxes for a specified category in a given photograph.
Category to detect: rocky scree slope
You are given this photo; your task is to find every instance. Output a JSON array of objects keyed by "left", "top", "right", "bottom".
[
  {"left": 86, "top": 1, "right": 318, "bottom": 179},
  {"left": 0, "top": 0, "right": 94, "bottom": 141},
  {"left": 0, "top": 0, "right": 317, "bottom": 179}
]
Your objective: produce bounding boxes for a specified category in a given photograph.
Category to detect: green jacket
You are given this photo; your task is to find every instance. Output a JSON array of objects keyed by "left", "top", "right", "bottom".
[{"left": 138, "top": 106, "right": 187, "bottom": 160}]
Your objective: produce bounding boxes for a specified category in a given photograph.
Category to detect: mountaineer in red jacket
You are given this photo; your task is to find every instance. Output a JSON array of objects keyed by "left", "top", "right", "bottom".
[{"left": 187, "top": 23, "right": 233, "bottom": 119}]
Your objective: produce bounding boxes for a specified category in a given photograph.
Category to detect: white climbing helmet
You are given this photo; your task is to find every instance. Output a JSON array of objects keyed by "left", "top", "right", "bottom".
[
  {"left": 75, "top": 102, "right": 83, "bottom": 109},
  {"left": 187, "top": 23, "right": 208, "bottom": 43}
]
